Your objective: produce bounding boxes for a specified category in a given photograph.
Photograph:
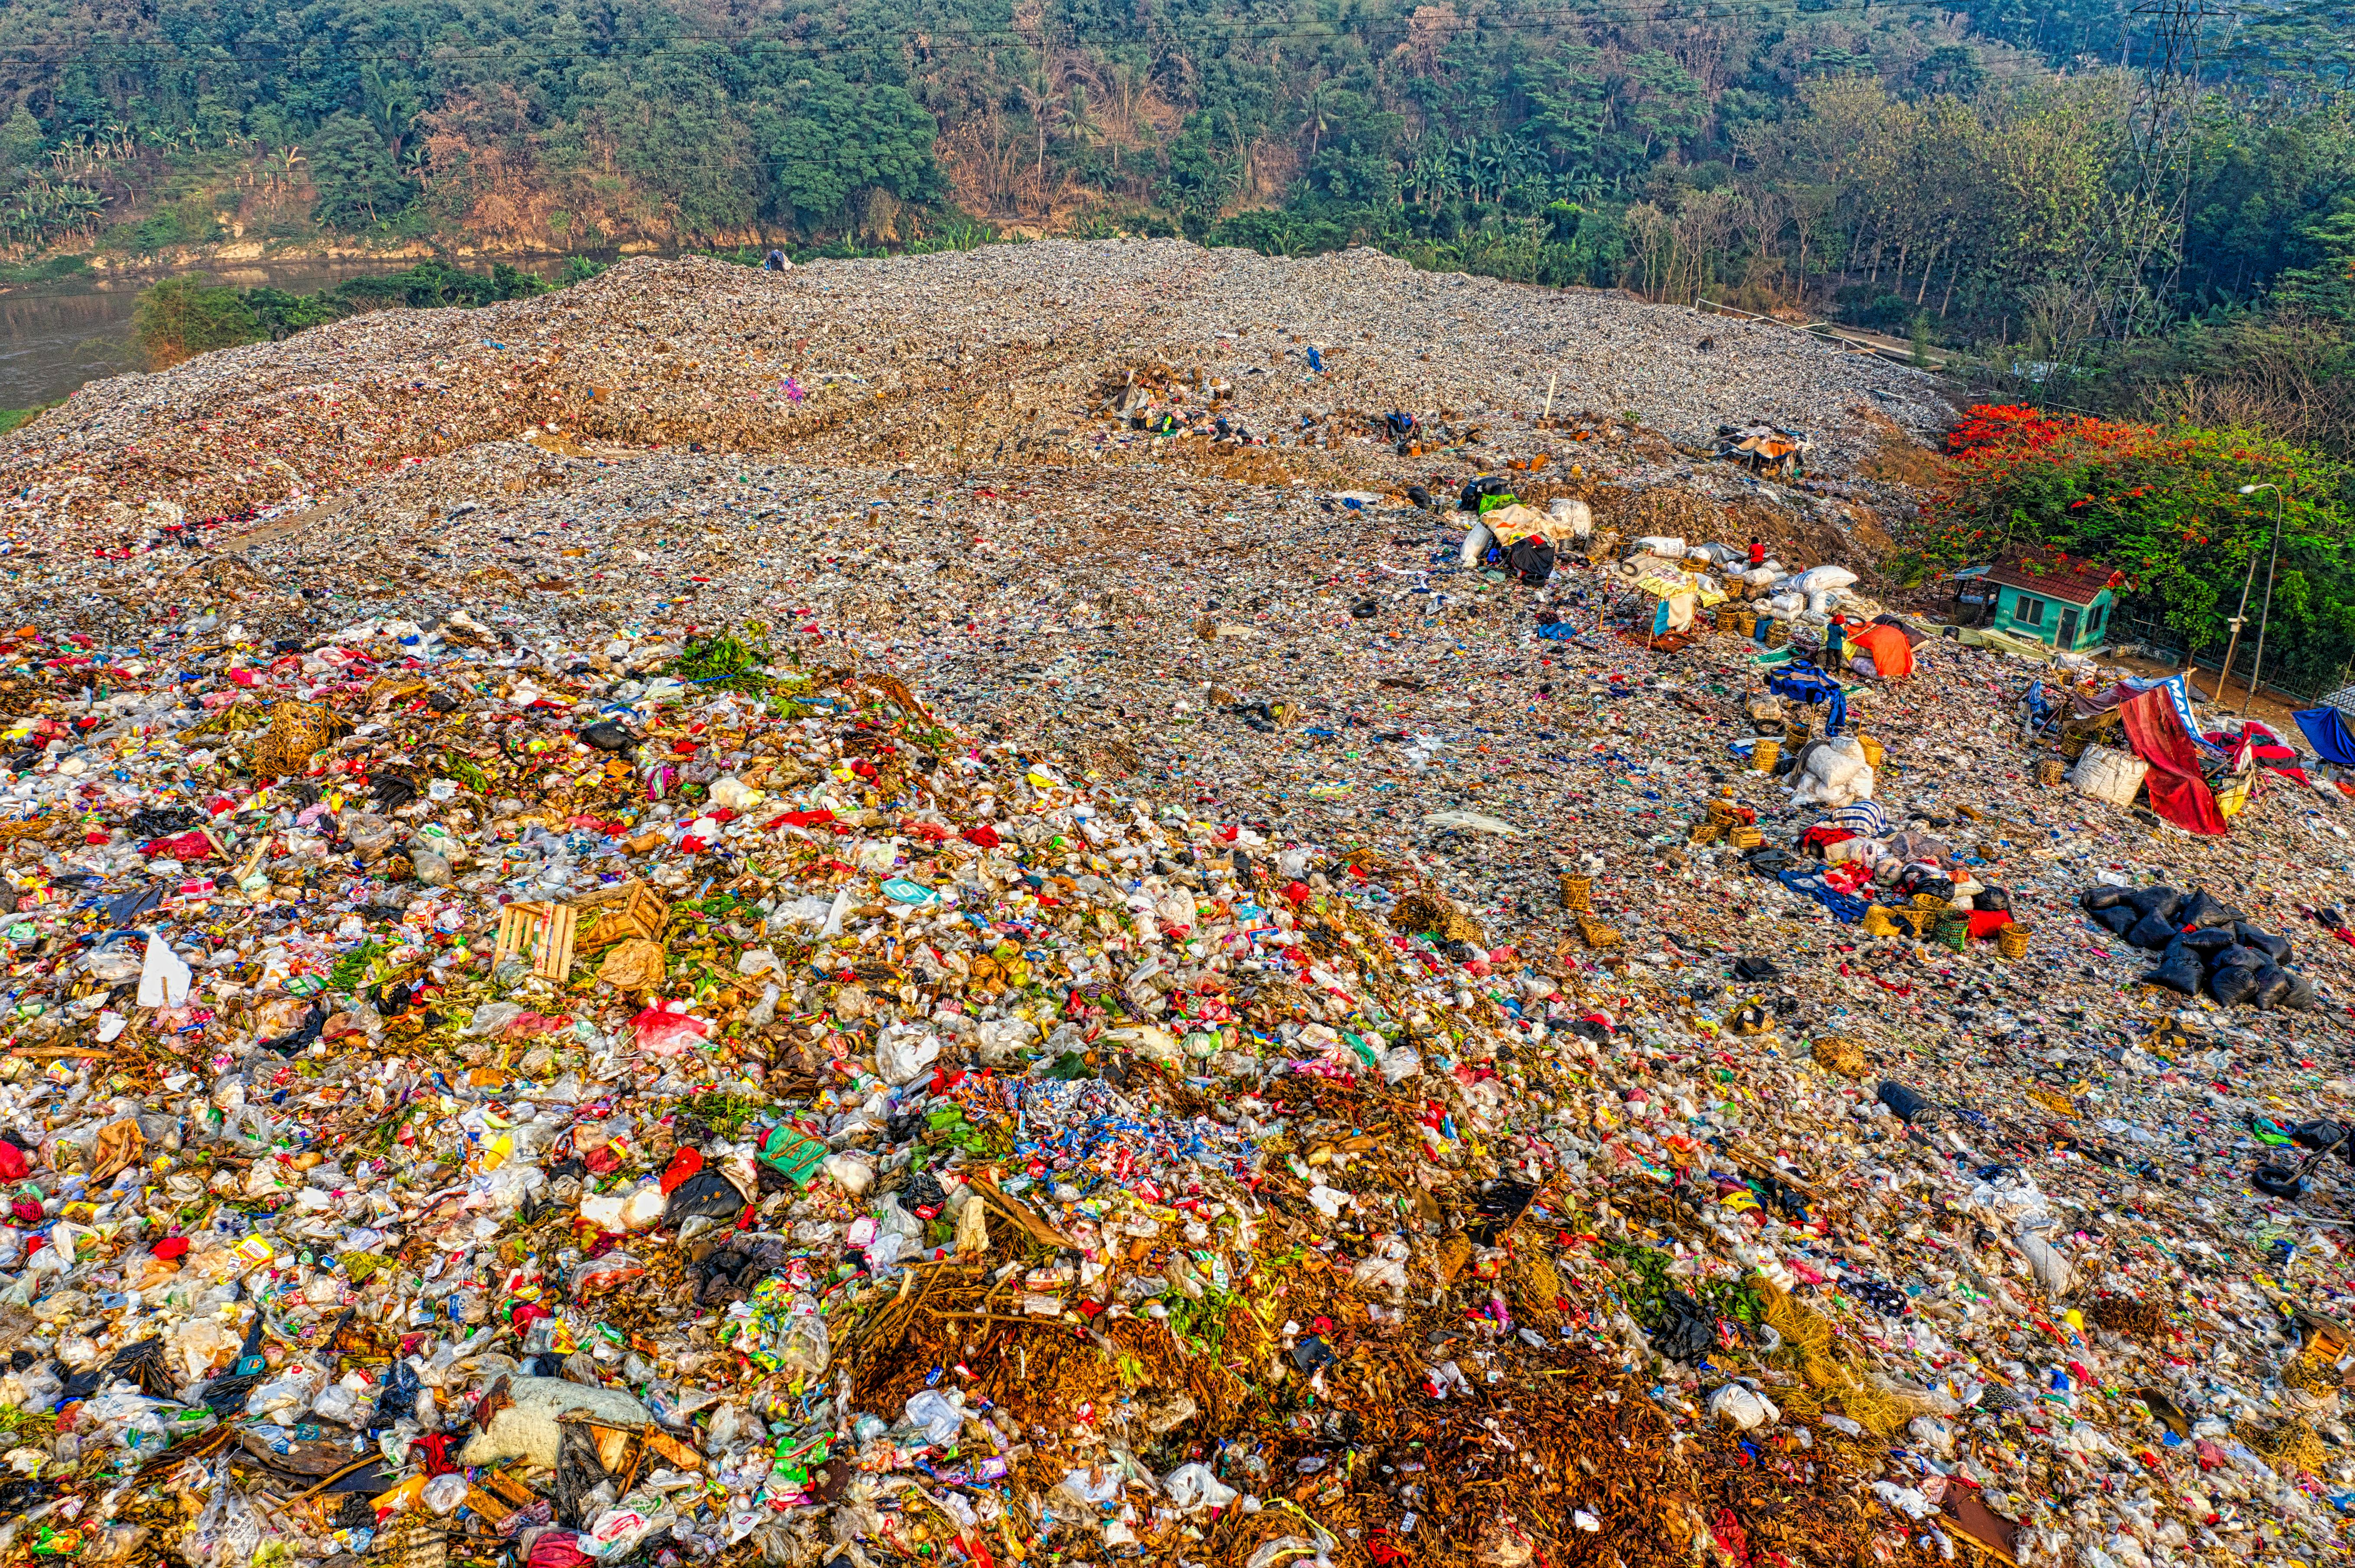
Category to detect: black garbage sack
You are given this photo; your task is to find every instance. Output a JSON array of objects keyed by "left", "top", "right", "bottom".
[
  {"left": 2081, "top": 886, "right": 2130, "bottom": 913},
  {"left": 2096, "top": 905, "right": 2139, "bottom": 937},
  {"left": 1733, "top": 955, "right": 1781, "bottom": 983},
  {"left": 126, "top": 805, "right": 207, "bottom": 838},
  {"left": 259, "top": 1004, "right": 327, "bottom": 1055},
  {"left": 1743, "top": 847, "right": 1803, "bottom": 876},
  {"left": 2141, "top": 954, "right": 2205, "bottom": 995},
  {"left": 2282, "top": 974, "right": 2322, "bottom": 1010},
  {"left": 2178, "top": 888, "right": 2245, "bottom": 930},
  {"left": 2232, "top": 923, "right": 2293, "bottom": 964},
  {"left": 2211, "top": 965, "right": 2263, "bottom": 1007},
  {"left": 691, "top": 1236, "right": 787, "bottom": 1306},
  {"left": 1976, "top": 885, "right": 2013, "bottom": 914},
  {"left": 2210, "top": 943, "right": 2265, "bottom": 973},
  {"left": 2250, "top": 966, "right": 2298, "bottom": 1008},
  {"left": 2170, "top": 928, "right": 2236, "bottom": 963},
  {"left": 1878, "top": 1081, "right": 1938, "bottom": 1125},
  {"left": 664, "top": 1169, "right": 748, "bottom": 1228},
  {"left": 2125, "top": 885, "right": 2184, "bottom": 921},
  {"left": 1901, "top": 873, "right": 1957, "bottom": 903},
  {"left": 902, "top": 1170, "right": 949, "bottom": 1219},
  {"left": 376, "top": 1357, "right": 423, "bottom": 1419},
  {"left": 105, "top": 1337, "right": 175, "bottom": 1399},
  {"left": 579, "top": 720, "right": 641, "bottom": 754},
  {"left": 1467, "top": 1179, "right": 1542, "bottom": 1246},
  {"left": 1646, "top": 1290, "right": 1718, "bottom": 1363},
  {"left": 1458, "top": 474, "right": 1516, "bottom": 512},
  {"left": 2126, "top": 911, "right": 2183, "bottom": 950}
]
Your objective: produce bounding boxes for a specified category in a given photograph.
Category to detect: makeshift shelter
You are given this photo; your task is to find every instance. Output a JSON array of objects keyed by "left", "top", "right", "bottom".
[
  {"left": 1625, "top": 557, "right": 1727, "bottom": 636},
  {"left": 2119, "top": 683, "right": 2228, "bottom": 835},
  {"left": 2068, "top": 675, "right": 2225, "bottom": 753}
]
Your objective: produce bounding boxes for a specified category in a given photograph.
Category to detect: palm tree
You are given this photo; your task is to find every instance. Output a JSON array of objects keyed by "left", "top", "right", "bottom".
[{"left": 1296, "top": 77, "right": 1332, "bottom": 161}]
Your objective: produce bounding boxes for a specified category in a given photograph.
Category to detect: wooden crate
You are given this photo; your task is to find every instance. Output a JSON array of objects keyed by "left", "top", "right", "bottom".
[
  {"left": 568, "top": 882, "right": 669, "bottom": 950},
  {"left": 493, "top": 901, "right": 578, "bottom": 981}
]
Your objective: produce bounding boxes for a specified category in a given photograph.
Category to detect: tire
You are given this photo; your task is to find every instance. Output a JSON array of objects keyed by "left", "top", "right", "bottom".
[{"left": 2253, "top": 1164, "right": 2308, "bottom": 1198}]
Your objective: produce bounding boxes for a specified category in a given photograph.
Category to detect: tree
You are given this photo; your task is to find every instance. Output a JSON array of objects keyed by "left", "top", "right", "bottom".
[
  {"left": 310, "top": 114, "right": 411, "bottom": 231},
  {"left": 133, "top": 278, "right": 261, "bottom": 369},
  {"left": 0, "top": 106, "right": 40, "bottom": 178}
]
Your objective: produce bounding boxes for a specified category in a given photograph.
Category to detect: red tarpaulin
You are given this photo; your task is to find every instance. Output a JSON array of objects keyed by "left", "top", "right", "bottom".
[
  {"left": 2120, "top": 686, "right": 2228, "bottom": 836},
  {"left": 1845, "top": 623, "right": 1915, "bottom": 680}
]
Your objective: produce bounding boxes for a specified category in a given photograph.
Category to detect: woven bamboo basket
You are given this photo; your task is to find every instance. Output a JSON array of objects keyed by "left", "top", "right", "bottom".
[
  {"left": 1559, "top": 873, "right": 1592, "bottom": 912},
  {"left": 1934, "top": 914, "right": 1971, "bottom": 952},
  {"left": 1576, "top": 915, "right": 1623, "bottom": 950},
  {"left": 1688, "top": 822, "right": 1724, "bottom": 846},
  {"left": 1732, "top": 610, "right": 1757, "bottom": 636},
  {"left": 1729, "top": 826, "right": 1764, "bottom": 849},
  {"left": 1763, "top": 619, "right": 1789, "bottom": 648},
  {"left": 1750, "top": 737, "right": 1780, "bottom": 773},
  {"left": 1911, "top": 892, "right": 1950, "bottom": 913},
  {"left": 1812, "top": 1035, "right": 1870, "bottom": 1077},
  {"left": 1857, "top": 733, "right": 1885, "bottom": 768},
  {"left": 2037, "top": 758, "right": 2068, "bottom": 787},
  {"left": 1861, "top": 905, "right": 1902, "bottom": 938},
  {"left": 1996, "top": 922, "right": 2030, "bottom": 960},
  {"left": 1783, "top": 719, "right": 1812, "bottom": 751}
]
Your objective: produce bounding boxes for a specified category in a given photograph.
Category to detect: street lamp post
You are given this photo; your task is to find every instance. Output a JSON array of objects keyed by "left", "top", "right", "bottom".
[{"left": 2237, "top": 482, "right": 2286, "bottom": 716}]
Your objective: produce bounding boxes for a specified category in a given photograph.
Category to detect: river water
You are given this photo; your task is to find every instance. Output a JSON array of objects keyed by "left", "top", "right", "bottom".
[{"left": 0, "top": 257, "right": 574, "bottom": 411}]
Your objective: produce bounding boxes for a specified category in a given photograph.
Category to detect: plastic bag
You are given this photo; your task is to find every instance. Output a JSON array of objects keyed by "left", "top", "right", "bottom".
[
  {"left": 2177, "top": 888, "right": 2244, "bottom": 929},
  {"left": 631, "top": 1002, "right": 710, "bottom": 1057},
  {"left": 183, "top": 1465, "right": 263, "bottom": 1568},
  {"left": 2080, "top": 887, "right": 2128, "bottom": 912},
  {"left": 2141, "top": 955, "right": 2204, "bottom": 995},
  {"left": 2096, "top": 906, "right": 2138, "bottom": 937},
  {"left": 2125, "top": 911, "right": 2180, "bottom": 950},
  {"left": 777, "top": 1297, "right": 832, "bottom": 1376},
  {"left": 875, "top": 1031, "right": 941, "bottom": 1085},
  {"left": 2124, "top": 885, "right": 2184, "bottom": 921},
  {"left": 663, "top": 1170, "right": 747, "bottom": 1228},
  {"left": 2250, "top": 966, "right": 2296, "bottom": 1008},
  {"left": 904, "top": 1388, "right": 967, "bottom": 1447},
  {"left": 423, "top": 1472, "right": 471, "bottom": 1516},
  {"left": 2232, "top": 923, "right": 2292, "bottom": 963},
  {"left": 2210, "top": 965, "right": 2260, "bottom": 1005},
  {"left": 1163, "top": 1461, "right": 1239, "bottom": 1515},
  {"left": 1706, "top": 1383, "right": 1781, "bottom": 1430}
]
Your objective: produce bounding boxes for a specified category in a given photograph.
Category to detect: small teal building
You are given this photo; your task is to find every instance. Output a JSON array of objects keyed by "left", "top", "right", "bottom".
[{"left": 1984, "top": 556, "right": 2121, "bottom": 651}]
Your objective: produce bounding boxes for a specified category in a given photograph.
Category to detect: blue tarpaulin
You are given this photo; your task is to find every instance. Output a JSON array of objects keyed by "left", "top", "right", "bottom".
[
  {"left": 1766, "top": 660, "right": 1848, "bottom": 736},
  {"left": 2295, "top": 707, "right": 2355, "bottom": 767}
]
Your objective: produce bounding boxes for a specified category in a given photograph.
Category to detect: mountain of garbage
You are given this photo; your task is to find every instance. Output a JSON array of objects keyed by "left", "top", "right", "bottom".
[{"left": 0, "top": 246, "right": 2344, "bottom": 1568}]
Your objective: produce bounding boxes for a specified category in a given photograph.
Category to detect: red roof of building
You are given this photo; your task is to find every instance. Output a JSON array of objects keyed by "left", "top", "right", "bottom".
[{"left": 1984, "top": 555, "right": 2121, "bottom": 608}]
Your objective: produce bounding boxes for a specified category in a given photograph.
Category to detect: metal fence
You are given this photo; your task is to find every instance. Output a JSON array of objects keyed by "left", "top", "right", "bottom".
[{"left": 2107, "top": 609, "right": 2348, "bottom": 713}]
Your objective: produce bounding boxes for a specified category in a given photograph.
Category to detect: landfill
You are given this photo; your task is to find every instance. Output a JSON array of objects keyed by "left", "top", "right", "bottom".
[{"left": 0, "top": 243, "right": 2348, "bottom": 1568}]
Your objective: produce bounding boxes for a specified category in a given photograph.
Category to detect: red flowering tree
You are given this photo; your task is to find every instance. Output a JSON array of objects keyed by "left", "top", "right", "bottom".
[{"left": 1923, "top": 405, "right": 2355, "bottom": 690}]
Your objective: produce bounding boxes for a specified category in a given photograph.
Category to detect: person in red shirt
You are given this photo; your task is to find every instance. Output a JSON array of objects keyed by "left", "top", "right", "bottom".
[{"left": 1747, "top": 537, "right": 1766, "bottom": 567}]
